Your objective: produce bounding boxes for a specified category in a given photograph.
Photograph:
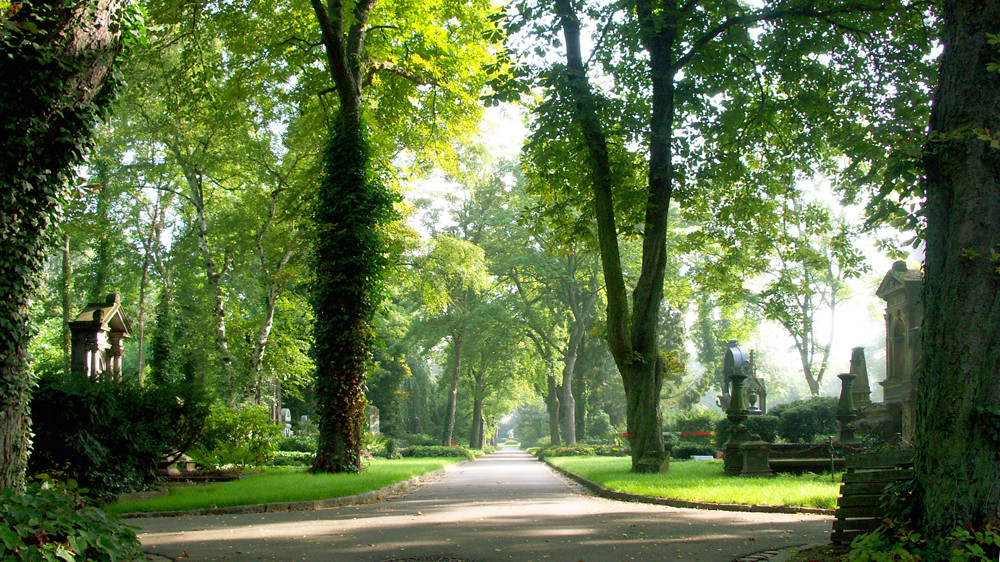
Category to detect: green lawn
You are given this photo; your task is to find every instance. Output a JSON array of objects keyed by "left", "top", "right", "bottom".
[
  {"left": 548, "top": 456, "right": 841, "bottom": 510},
  {"left": 107, "top": 458, "right": 462, "bottom": 515}
]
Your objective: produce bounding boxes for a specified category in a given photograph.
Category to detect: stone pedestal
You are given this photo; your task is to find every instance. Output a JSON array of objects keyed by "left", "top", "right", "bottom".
[
  {"left": 740, "top": 437, "right": 774, "bottom": 478},
  {"left": 837, "top": 372, "right": 859, "bottom": 445}
]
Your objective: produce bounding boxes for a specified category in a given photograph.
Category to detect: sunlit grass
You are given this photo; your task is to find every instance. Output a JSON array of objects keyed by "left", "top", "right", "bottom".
[
  {"left": 549, "top": 456, "right": 840, "bottom": 509},
  {"left": 107, "top": 458, "right": 461, "bottom": 515}
]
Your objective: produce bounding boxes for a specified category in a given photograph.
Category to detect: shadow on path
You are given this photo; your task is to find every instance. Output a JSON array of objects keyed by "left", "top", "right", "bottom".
[{"left": 133, "top": 447, "right": 830, "bottom": 562}]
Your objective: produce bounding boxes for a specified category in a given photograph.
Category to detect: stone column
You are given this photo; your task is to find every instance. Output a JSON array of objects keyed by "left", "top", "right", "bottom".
[
  {"left": 724, "top": 370, "right": 750, "bottom": 475},
  {"left": 837, "top": 372, "right": 859, "bottom": 444}
]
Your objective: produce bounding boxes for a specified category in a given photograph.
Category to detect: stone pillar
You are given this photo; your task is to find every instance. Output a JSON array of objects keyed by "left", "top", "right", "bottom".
[
  {"left": 849, "top": 347, "right": 871, "bottom": 407},
  {"left": 837, "top": 372, "right": 859, "bottom": 444},
  {"left": 724, "top": 370, "right": 750, "bottom": 475}
]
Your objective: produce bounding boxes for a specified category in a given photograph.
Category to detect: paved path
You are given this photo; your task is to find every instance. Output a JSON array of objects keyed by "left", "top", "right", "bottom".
[{"left": 131, "top": 448, "right": 831, "bottom": 561}]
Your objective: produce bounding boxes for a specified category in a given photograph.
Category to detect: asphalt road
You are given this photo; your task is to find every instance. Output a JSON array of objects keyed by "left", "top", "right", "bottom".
[{"left": 130, "top": 447, "right": 831, "bottom": 562}]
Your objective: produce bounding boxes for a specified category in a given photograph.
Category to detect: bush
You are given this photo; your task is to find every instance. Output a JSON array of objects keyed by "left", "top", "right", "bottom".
[
  {"left": 0, "top": 478, "right": 143, "bottom": 561},
  {"left": 28, "top": 375, "right": 209, "bottom": 499},
  {"left": 397, "top": 433, "right": 440, "bottom": 447},
  {"left": 400, "top": 445, "right": 476, "bottom": 461},
  {"left": 669, "top": 408, "right": 724, "bottom": 433},
  {"left": 668, "top": 441, "right": 717, "bottom": 459},
  {"left": 773, "top": 397, "right": 838, "bottom": 443},
  {"left": 277, "top": 433, "right": 317, "bottom": 452},
  {"left": 384, "top": 438, "right": 400, "bottom": 459},
  {"left": 189, "top": 403, "right": 281, "bottom": 469},
  {"left": 269, "top": 451, "right": 315, "bottom": 466},
  {"left": 585, "top": 409, "right": 614, "bottom": 441},
  {"left": 536, "top": 443, "right": 628, "bottom": 459},
  {"left": 714, "top": 414, "right": 780, "bottom": 446}
]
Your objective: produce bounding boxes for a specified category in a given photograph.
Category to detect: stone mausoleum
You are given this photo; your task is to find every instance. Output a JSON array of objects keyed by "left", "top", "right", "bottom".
[
  {"left": 873, "top": 261, "right": 923, "bottom": 439},
  {"left": 69, "top": 292, "right": 133, "bottom": 382}
]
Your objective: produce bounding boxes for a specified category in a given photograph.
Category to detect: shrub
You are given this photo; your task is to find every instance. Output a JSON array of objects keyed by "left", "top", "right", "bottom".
[
  {"left": 668, "top": 441, "right": 717, "bottom": 459},
  {"left": 0, "top": 478, "right": 143, "bottom": 561},
  {"left": 362, "top": 429, "right": 387, "bottom": 457},
  {"left": 586, "top": 409, "right": 614, "bottom": 441},
  {"left": 397, "top": 433, "right": 440, "bottom": 447},
  {"left": 536, "top": 443, "right": 628, "bottom": 459},
  {"left": 384, "top": 438, "right": 400, "bottom": 459},
  {"left": 277, "top": 433, "right": 317, "bottom": 453},
  {"left": 189, "top": 403, "right": 281, "bottom": 469},
  {"left": 713, "top": 414, "right": 780, "bottom": 446},
  {"left": 400, "top": 445, "right": 476, "bottom": 461},
  {"left": 28, "top": 375, "right": 209, "bottom": 499},
  {"left": 773, "top": 397, "right": 838, "bottom": 443},
  {"left": 849, "top": 520, "right": 1000, "bottom": 561},
  {"left": 269, "top": 451, "right": 315, "bottom": 466},
  {"left": 670, "top": 408, "right": 724, "bottom": 433}
]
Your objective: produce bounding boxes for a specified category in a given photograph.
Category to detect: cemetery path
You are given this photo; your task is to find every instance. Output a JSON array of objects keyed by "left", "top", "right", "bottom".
[{"left": 130, "top": 447, "right": 831, "bottom": 562}]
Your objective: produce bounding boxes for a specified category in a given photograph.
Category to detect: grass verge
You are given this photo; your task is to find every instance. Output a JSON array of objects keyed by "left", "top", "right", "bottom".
[
  {"left": 548, "top": 456, "right": 841, "bottom": 510},
  {"left": 106, "top": 458, "right": 462, "bottom": 515}
]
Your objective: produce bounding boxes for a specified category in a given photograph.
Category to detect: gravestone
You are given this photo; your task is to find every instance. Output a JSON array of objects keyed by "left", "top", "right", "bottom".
[
  {"left": 875, "top": 261, "right": 923, "bottom": 440},
  {"left": 367, "top": 405, "right": 380, "bottom": 434},
  {"left": 68, "top": 292, "right": 133, "bottom": 382}
]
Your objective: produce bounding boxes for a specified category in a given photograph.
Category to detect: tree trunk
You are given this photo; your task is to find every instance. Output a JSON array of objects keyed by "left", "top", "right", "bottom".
[
  {"left": 0, "top": 0, "right": 126, "bottom": 492},
  {"left": 442, "top": 332, "right": 463, "bottom": 446},
  {"left": 547, "top": 371, "right": 561, "bottom": 446},
  {"left": 561, "top": 321, "right": 586, "bottom": 444},
  {"left": 917, "top": 0, "right": 1000, "bottom": 538},
  {"left": 89, "top": 166, "right": 112, "bottom": 302},
  {"left": 61, "top": 234, "right": 73, "bottom": 377},
  {"left": 469, "top": 374, "right": 484, "bottom": 449},
  {"left": 555, "top": 0, "right": 667, "bottom": 471},
  {"left": 574, "top": 333, "right": 588, "bottom": 442}
]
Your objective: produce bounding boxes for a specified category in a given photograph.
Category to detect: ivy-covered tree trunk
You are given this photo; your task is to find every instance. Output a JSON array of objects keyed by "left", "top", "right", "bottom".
[
  {"left": 917, "top": 0, "right": 1000, "bottom": 538},
  {"left": 0, "top": 0, "right": 127, "bottom": 492},
  {"left": 311, "top": 0, "right": 394, "bottom": 473},
  {"left": 312, "top": 114, "right": 394, "bottom": 473}
]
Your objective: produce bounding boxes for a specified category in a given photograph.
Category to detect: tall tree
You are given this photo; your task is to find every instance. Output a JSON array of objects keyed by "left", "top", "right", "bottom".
[
  {"left": 916, "top": 0, "right": 1000, "bottom": 539},
  {"left": 521, "top": 0, "right": 930, "bottom": 472},
  {"left": 0, "top": 0, "right": 133, "bottom": 491}
]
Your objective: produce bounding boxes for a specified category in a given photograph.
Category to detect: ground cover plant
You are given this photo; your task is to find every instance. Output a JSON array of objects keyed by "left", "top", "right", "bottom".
[
  {"left": 548, "top": 456, "right": 840, "bottom": 509},
  {"left": 106, "top": 458, "right": 462, "bottom": 515},
  {"left": 1, "top": 478, "right": 143, "bottom": 561}
]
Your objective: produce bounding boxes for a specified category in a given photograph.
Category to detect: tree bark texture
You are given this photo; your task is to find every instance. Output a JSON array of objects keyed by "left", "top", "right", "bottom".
[
  {"left": 917, "top": 0, "right": 1000, "bottom": 536},
  {"left": 0, "top": 0, "right": 126, "bottom": 491}
]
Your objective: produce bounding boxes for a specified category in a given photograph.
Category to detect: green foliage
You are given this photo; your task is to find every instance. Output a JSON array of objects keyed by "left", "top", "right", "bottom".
[
  {"left": 277, "top": 434, "right": 317, "bottom": 453},
  {"left": 270, "top": 451, "right": 315, "bottom": 467},
  {"left": 848, "top": 521, "right": 1000, "bottom": 562},
  {"left": 0, "top": 0, "right": 134, "bottom": 492},
  {"left": 585, "top": 409, "right": 614, "bottom": 441},
  {"left": 536, "top": 444, "right": 628, "bottom": 459},
  {"left": 400, "top": 445, "right": 476, "bottom": 461},
  {"left": 361, "top": 430, "right": 387, "bottom": 458},
  {"left": 190, "top": 403, "right": 281, "bottom": 469},
  {"left": 397, "top": 433, "right": 441, "bottom": 447},
  {"left": 0, "top": 478, "right": 143, "bottom": 562},
  {"left": 668, "top": 442, "right": 718, "bottom": 460},
  {"left": 28, "top": 376, "right": 209, "bottom": 499},
  {"left": 714, "top": 415, "right": 780, "bottom": 447},
  {"left": 770, "top": 398, "right": 838, "bottom": 443},
  {"left": 667, "top": 408, "right": 724, "bottom": 433},
  {"left": 313, "top": 115, "right": 399, "bottom": 473}
]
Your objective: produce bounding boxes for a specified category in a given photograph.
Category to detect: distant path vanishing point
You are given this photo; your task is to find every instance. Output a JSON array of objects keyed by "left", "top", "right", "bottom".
[{"left": 131, "top": 447, "right": 831, "bottom": 561}]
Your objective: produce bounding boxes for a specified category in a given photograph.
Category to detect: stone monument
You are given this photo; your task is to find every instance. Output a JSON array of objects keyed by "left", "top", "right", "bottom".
[
  {"left": 68, "top": 292, "right": 133, "bottom": 382},
  {"left": 875, "top": 260, "right": 923, "bottom": 439}
]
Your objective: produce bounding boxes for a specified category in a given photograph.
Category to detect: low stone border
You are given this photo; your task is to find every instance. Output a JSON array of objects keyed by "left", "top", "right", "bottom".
[
  {"left": 541, "top": 458, "right": 834, "bottom": 516},
  {"left": 122, "top": 460, "right": 469, "bottom": 519}
]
